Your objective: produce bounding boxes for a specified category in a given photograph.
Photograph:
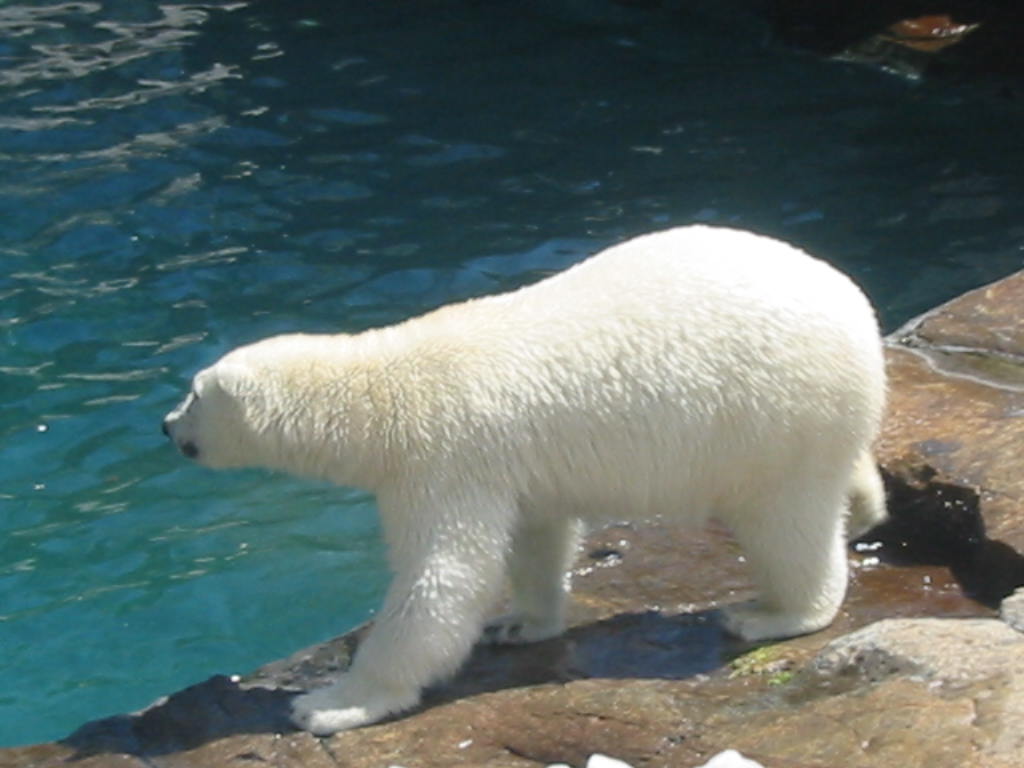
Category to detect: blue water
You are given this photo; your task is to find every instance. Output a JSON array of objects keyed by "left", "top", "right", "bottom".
[{"left": 2, "top": 0, "right": 1023, "bottom": 747}]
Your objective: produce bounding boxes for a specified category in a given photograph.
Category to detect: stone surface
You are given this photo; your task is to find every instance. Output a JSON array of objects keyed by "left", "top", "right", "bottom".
[
  {"left": 687, "top": 620, "right": 1024, "bottom": 768},
  {"left": 876, "top": 271, "right": 1024, "bottom": 607},
  {"left": 3, "top": 269, "right": 1023, "bottom": 767},
  {"left": 894, "top": 269, "right": 1024, "bottom": 359},
  {"left": 809, "top": 616, "right": 1024, "bottom": 683},
  {"left": 1000, "top": 587, "right": 1024, "bottom": 633}
]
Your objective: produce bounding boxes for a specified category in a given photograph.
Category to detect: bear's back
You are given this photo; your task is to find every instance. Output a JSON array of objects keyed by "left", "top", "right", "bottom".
[{"left": 387, "top": 226, "right": 885, "bottom": 517}]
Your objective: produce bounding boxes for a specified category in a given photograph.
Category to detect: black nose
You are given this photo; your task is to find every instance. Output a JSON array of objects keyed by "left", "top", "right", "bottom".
[{"left": 161, "top": 418, "right": 170, "bottom": 437}]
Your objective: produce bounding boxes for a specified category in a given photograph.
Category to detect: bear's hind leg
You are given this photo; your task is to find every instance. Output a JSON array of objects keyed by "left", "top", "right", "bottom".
[
  {"left": 721, "top": 487, "right": 848, "bottom": 642},
  {"left": 484, "top": 515, "right": 581, "bottom": 644},
  {"left": 846, "top": 450, "right": 888, "bottom": 539}
]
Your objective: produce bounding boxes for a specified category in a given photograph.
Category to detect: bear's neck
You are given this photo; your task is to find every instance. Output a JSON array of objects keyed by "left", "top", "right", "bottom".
[{"left": 270, "top": 328, "right": 422, "bottom": 491}]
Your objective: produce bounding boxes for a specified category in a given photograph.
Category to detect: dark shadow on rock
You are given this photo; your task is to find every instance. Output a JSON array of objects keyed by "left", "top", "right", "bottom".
[
  {"left": 861, "top": 462, "right": 1024, "bottom": 607},
  {"left": 61, "top": 675, "right": 298, "bottom": 759},
  {"left": 59, "top": 609, "right": 742, "bottom": 758},
  {"left": 425, "top": 609, "right": 735, "bottom": 706}
]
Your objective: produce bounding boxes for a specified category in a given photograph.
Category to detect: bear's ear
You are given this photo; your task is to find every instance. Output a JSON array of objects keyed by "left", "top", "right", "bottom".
[{"left": 208, "top": 360, "right": 249, "bottom": 397}]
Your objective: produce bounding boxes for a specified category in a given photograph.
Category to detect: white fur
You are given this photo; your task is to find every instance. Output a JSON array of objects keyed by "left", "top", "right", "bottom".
[{"left": 163, "top": 226, "right": 887, "bottom": 736}]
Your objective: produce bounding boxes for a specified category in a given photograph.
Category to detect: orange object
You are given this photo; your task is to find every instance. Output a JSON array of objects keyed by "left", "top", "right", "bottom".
[{"left": 885, "top": 14, "right": 981, "bottom": 52}]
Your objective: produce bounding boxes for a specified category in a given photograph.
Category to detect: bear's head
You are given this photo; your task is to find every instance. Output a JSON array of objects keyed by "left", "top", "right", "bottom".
[
  {"left": 163, "top": 335, "right": 376, "bottom": 484},
  {"left": 162, "top": 350, "right": 283, "bottom": 470},
  {"left": 164, "top": 333, "right": 401, "bottom": 488}
]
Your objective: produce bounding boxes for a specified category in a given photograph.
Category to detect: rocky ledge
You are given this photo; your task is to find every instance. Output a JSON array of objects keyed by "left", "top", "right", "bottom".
[{"left": 5, "top": 270, "right": 1024, "bottom": 768}]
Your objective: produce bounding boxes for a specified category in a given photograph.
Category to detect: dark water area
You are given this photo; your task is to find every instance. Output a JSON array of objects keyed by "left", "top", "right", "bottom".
[{"left": 1, "top": 0, "right": 1022, "bottom": 747}]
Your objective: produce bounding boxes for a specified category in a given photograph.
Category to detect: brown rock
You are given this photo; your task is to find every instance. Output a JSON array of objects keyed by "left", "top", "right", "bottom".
[
  {"left": 894, "top": 269, "right": 1024, "bottom": 359},
  {"left": 877, "top": 271, "right": 1024, "bottom": 605}
]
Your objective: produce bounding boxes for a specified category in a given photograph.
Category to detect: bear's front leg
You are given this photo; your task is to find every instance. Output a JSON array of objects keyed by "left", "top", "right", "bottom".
[{"left": 291, "top": 488, "right": 514, "bottom": 736}]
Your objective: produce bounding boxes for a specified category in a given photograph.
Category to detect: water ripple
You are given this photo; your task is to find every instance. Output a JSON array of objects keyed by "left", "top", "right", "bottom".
[{"left": 0, "top": 3, "right": 208, "bottom": 88}]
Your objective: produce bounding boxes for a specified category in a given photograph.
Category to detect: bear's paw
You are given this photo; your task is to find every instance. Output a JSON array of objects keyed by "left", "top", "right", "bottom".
[
  {"left": 290, "top": 675, "right": 419, "bottom": 735},
  {"left": 721, "top": 601, "right": 833, "bottom": 643},
  {"left": 483, "top": 613, "right": 564, "bottom": 645}
]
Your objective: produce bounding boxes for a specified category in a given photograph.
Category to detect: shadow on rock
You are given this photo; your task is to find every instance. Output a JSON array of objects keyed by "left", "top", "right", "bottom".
[
  {"left": 61, "top": 675, "right": 297, "bottom": 759},
  {"left": 865, "top": 461, "right": 1024, "bottom": 607},
  {"left": 425, "top": 608, "right": 736, "bottom": 709},
  {"left": 59, "top": 609, "right": 739, "bottom": 758}
]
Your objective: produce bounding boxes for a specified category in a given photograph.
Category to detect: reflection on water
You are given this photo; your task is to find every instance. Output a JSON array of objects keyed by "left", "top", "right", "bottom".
[{"left": 1, "top": 0, "right": 1023, "bottom": 746}]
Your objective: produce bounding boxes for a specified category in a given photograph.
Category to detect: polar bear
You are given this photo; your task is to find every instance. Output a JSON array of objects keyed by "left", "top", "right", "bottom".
[{"left": 163, "top": 225, "right": 887, "bottom": 736}]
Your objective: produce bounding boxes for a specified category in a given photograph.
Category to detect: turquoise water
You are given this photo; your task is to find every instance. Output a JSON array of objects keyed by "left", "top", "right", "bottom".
[{"left": 2, "top": 0, "right": 1023, "bottom": 747}]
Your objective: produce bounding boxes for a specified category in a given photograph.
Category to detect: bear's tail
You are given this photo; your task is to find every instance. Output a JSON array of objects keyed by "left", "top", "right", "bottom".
[{"left": 846, "top": 450, "right": 888, "bottom": 540}]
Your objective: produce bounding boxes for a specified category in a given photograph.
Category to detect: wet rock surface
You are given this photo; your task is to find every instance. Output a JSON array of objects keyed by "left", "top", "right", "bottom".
[
  {"left": 879, "top": 271, "right": 1024, "bottom": 606},
  {"left": 5, "top": 270, "right": 1024, "bottom": 767}
]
